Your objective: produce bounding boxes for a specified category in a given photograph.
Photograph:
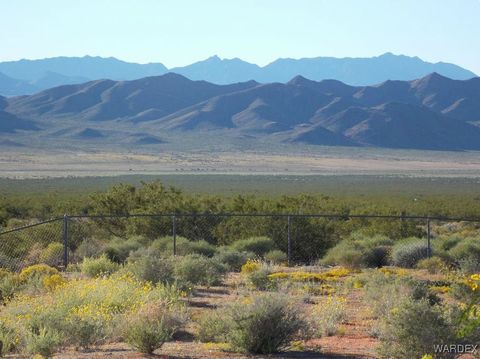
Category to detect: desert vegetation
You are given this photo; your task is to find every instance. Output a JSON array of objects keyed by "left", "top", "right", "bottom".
[{"left": 1, "top": 180, "right": 480, "bottom": 358}]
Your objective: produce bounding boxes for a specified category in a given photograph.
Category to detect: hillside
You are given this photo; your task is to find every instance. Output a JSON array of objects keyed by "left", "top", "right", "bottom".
[{"left": 1, "top": 72, "right": 480, "bottom": 151}]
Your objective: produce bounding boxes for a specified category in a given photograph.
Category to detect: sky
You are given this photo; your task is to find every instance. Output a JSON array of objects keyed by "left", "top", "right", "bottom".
[{"left": 1, "top": 0, "right": 479, "bottom": 74}]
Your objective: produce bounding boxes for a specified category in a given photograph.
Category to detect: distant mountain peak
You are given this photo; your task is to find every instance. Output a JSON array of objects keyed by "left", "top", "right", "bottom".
[
  {"left": 287, "top": 75, "right": 312, "bottom": 86},
  {"left": 206, "top": 55, "right": 221, "bottom": 62}
]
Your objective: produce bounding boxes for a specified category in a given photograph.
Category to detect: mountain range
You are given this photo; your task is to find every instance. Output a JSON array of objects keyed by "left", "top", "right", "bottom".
[
  {"left": 0, "top": 53, "right": 476, "bottom": 96},
  {"left": 1, "top": 71, "right": 480, "bottom": 151}
]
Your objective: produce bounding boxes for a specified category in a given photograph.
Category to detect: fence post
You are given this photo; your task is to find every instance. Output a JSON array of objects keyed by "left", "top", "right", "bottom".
[
  {"left": 63, "top": 214, "right": 69, "bottom": 268},
  {"left": 287, "top": 215, "right": 292, "bottom": 266},
  {"left": 172, "top": 215, "right": 177, "bottom": 256},
  {"left": 427, "top": 218, "right": 431, "bottom": 257}
]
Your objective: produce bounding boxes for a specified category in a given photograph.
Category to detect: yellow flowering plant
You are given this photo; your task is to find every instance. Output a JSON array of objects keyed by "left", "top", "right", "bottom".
[
  {"left": 456, "top": 273, "right": 480, "bottom": 338},
  {"left": 0, "top": 274, "right": 184, "bottom": 354}
]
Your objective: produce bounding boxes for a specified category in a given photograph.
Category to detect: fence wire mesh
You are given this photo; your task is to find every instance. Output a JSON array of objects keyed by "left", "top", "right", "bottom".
[
  {"left": 1, "top": 213, "right": 479, "bottom": 271},
  {"left": 0, "top": 218, "right": 64, "bottom": 271}
]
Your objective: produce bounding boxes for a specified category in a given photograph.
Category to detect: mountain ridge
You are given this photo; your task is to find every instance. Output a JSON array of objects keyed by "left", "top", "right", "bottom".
[
  {"left": 0, "top": 53, "right": 476, "bottom": 96},
  {"left": 2, "top": 72, "right": 480, "bottom": 151}
]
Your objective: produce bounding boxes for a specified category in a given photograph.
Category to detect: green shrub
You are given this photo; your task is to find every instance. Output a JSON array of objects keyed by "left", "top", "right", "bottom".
[
  {"left": 449, "top": 237, "right": 480, "bottom": 270},
  {"left": 73, "top": 238, "right": 107, "bottom": 261},
  {"left": 80, "top": 255, "right": 119, "bottom": 277},
  {"left": 264, "top": 249, "right": 287, "bottom": 264},
  {"left": 321, "top": 244, "right": 364, "bottom": 268},
  {"left": 231, "top": 237, "right": 275, "bottom": 256},
  {"left": 415, "top": 257, "right": 446, "bottom": 274},
  {"left": 124, "top": 301, "right": 184, "bottom": 354},
  {"left": 174, "top": 254, "right": 227, "bottom": 287},
  {"left": 391, "top": 239, "right": 429, "bottom": 268},
  {"left": 214, "top": 247, "right": 252, "bottom": 271},
  {"left": 363, "top": 245, "right": 391, "bottom": 268},
  {"left": 321, "top": 234, "right": 393, "bottom": 268},
  {"left": 127, "top": 255, "right": 174, "bottom": 284},
  {"left": 25, "top": 327, "right": 62, "bottom": 357},
  {"left": 0, "top": 273, "right": 21, "bottom": 302},
  {"left": 458, "top": 258, "right": 480, "bottom": 275},
  {"left": 221, "top": 294, "right": 308, "bottom": 354},
  {"left": 0, "top": 322, "right": 18, "bottom": 353},
  {"left": 364, "top": 272, "right": 440, "bottom": 319},
  {"left": 147, "top": 236, "right": 217, "bottom": 257},
  {"left": 197, "top": 309, "right": 230, "bottom": 343},
  {"left": 39, "top": 242, "right": 64, "bottom": 267},
  {"left": 377, "top": 299, "right": 454, "bottom": 359},
  {"left": 244, "top": 267, "right": 276, "bottom": 291},
  {"left": 105, "top": 236, "right": 144, "bottom": 263}
]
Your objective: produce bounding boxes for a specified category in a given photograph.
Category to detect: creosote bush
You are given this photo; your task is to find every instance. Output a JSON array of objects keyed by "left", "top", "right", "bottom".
[
  {"left": 126, "top": 255, "right": 174, "bottom": 284},
  {"left": 173, "top": 254, "right": 227, "bottom": 287},
  {"left": 231, "top": 237, "right": 275, "bottom": 257},
  {"left": 198, "top": 293, "right": 308, "bottom": 354},
  {"left": 321, "top": 234, "right": 393, "bottom": 268},
  {"left": 264, "top": 249, "right": 287, "bottom": 264},
  {"left": 124, "top": 301, "right": 185, "bottom": 354},
  {"left": 391, "top": 239, "right": 429, "bottom": 268},
  {"left": 415, "top": 257, "right": 447, "bottom": 274},
  {"left": 378, "top": 298, "right": 454, "bottom": 359},
  {"left": 213, "top": 247, "right": 252, "bottom": 272},
  {"left": 80, "top": 254, "right": 120, "bottom": 277}
]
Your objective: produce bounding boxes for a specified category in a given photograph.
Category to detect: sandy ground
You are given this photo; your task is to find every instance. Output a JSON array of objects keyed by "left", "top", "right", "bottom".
[{"left": 2, "top": 150, "right": 480, "bottom": 178}]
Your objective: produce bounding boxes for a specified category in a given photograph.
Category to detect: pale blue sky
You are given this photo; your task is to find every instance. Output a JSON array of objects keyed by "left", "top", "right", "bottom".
[{"left": 1, "top": 0, "right": 479, "bottom": 73}]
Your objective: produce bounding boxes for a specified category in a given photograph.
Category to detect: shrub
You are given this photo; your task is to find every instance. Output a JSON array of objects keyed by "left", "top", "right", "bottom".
[
  {"left": 241, "top": 259, "right": 261, "bottom": 274},
  {"left": 124, "top": 301, "right": 184, "bottom": 354},
  {"left": 25, "top": 327, "right": 61, "bottom": 357},
  {"left": 19, "top": 264, "right": 59, "bottom": 283},
  {"left": 364, "top": 272, "right": 440, "bottom": 319},
  {"left": 0, "top": 275, "right": 183, "bottom": 354},
  {"left": 214, "top": 247, "right": 252, "bottom": 271},
  {"left": 0, "top": 272, "right": 21, "bottom": 302},
  {"left": 322, "top": 246, "right": 364, "bottom": 269},
  {"left": 264, "top": 250, "right": 287, "bottom": 264},
  {"left": 0, "top": 322, "right": 18, "bottom": 354},
  {"left": 449, "top": 238, "right": 480, "bottom": 273},
  {"left": 80, "top": 255, "right": 119, "bottom": 277},
  {"left": 105, "top": 236, "right": 144, "bottom": 263},
  {"left": 73, "top": 238, "right": 107, "bottom": 261},
  {"left": 458, "top": 258, "right": 480, "bottom": 275},
  {"left": 231, "top": 237, "right": 275, "bottom": 256},
  {"left": 415, "top": 257, "right": 446, "bottom": 274},
  {"left": 126, "top": 255, "right": 174, "bottom": 284},
  {"left": 312, "top": 296, "right": 347, "bottom": 336},
  {"left": 391, "top": 239, "right": 429, "bottom": 268},
  {"left": 377, "top": 299, "right": 454, "bottom": 359},
  {"left": 197, "top": 309, "right": 230, "bottom": 343},
  {"left": 321, "top": 234, "right": 393, "bottom": 268},
  {"left": 224, "top": 294, "right": 308, "bottom": 354},
  {"left": 245, "top": 267, "right": 275, "bottom": 291},
  {"left": 39, "top": 242, "right": 64, "bottom": 267},
  {"left": 363, "top": 245, "right": 391, "bottom": 268},
  {"left": 174, "top": 254, "right": 227, "bottom": 287},
  {"left": 240, "top": 260, "right": 275, "bottom": 290},
  {"left": 42, "top": 274, "right": 66, "bottom": 291},
  {"left": 148, "top": 236, "right": 216, "bottom": 257}
]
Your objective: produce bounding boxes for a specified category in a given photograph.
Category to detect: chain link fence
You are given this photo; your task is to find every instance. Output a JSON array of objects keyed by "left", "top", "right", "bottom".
[{"left": 1, "top": 213, "right": 479, "bottom": 271}]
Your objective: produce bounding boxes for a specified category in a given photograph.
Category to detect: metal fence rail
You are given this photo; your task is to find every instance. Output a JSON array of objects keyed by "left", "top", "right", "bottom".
[{"left": 1, "top": 212, "right": 479, "bottom": 271}]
